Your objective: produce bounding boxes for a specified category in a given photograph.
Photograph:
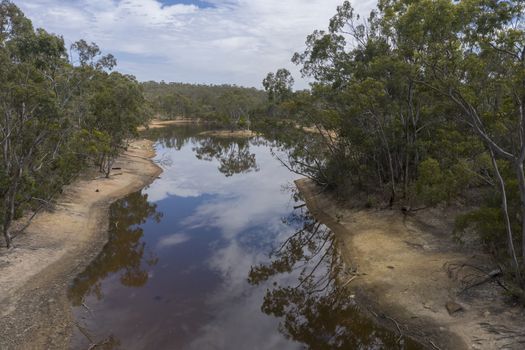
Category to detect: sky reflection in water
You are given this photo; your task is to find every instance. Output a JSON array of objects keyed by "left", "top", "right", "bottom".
[
  {"left": 69, "top": 126, "right": 421, "bottom": 350},
  {"left": 70, "top": 126, "right": 302, "bottom": 349}
]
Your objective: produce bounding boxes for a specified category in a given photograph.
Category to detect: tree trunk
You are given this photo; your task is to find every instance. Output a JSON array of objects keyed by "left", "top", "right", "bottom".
[
  {"left": 516, "top": 162, "right": 525, "bottom": 268},
  {"left": 3, "top": 225, "right": 11, "bottom": 249},
  {"left": 490, "top": 149, "right": 521, "bottom": 283}
]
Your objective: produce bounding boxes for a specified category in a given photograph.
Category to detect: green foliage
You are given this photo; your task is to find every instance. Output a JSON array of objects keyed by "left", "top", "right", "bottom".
[
  {"left": 262, "top": 68, "right": 294, "bottom": 104},
  {"left": 415, "top": 158, "right": 472, "bottom": 205},
  {"left": 141, "top": 81, "right": 266, "bottom": 125},
  {"left": 259, "top": 0, "right": 525, "bottom": 288},
  {"left": 455, "top": 206, "right": 505, "bottom": 246},
  {"left": 238, "top": 115, "right": 248, "bottom": 129},
  {"left": 415, "top": 159, "right": 445, "bottom": 205},
  {"left": 0, "top": 1, "right": 152, "bottom": 247}
]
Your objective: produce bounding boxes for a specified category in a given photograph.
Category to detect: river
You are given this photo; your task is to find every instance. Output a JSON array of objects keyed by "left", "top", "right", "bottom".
[{"left": 68, "top": 125, "right": 421, "bottom": 349}]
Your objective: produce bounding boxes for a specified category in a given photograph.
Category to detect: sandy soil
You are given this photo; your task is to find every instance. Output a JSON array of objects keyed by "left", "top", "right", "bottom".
[
  {"left": 0, "top": 139, "right": 162, "bottom": 349},
  {"left": 198, "top": 129, "right": 257, "bottom": 138},
  {"left": 301, "top": 125, "right": 338, "bottom": 139},
  {"left": 296, "top": 178, "right": 525, "bottom": 350},
  {"left": 137, "top": 118, "right": 206, "bottom": 131}
]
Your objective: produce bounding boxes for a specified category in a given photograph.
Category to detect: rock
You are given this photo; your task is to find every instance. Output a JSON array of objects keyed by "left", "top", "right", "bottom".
[{"left": 446, "top": 301, "right": 464, "bottom": 315}]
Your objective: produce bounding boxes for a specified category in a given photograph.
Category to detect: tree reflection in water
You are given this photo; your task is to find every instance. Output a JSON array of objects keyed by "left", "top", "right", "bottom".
[
  {"left": 193, "top": 137, "right": 258, "bottom": 177},
  {"left": 68, "top": 191, "right": 162, "bottom": 306},
  {"left": 141, "top": 124, "right": 202, "bottom": 150},
  {"left": 249, "top": 208, "right": 420, "bottom": 350},
  {"left": 142, "top": 125, "right": 260, "bottom": 177}
]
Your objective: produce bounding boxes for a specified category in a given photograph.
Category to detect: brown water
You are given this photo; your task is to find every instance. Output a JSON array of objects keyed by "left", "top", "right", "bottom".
[{"left": 69, "top": 125, "right": 422, "bottom": 349}]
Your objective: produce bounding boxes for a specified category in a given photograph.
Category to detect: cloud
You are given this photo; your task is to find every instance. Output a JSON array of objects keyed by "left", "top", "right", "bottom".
[
  {"left": 157, "top": 233, "right": 191, "bottom": 248},
  {"left": 145, "top": 143, "right": 232, "bottom": 200},
  {"left": 14, "top": 0, "right": 378, "bottom": 88}
]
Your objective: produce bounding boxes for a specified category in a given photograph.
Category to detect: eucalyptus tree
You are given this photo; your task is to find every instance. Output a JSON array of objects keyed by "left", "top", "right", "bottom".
[
  {"left": 87, "top": 72, "right": 149, "bottom": 177},
  {"left": 274, "top": 0, "right": 525, "bottom": 286},
  {"left": 0, "top": 0, "right": 71, "bottom": 247},
  {"left": 379, "top": 0, "right": 525, "bottom": 284},
  {"left": 291, "top": 1, "right": 440, "bottom": 201},
  {"left": 263, "top": 68, "right": 295, "bottom": 104},
  {"left": 0, "top": 1, "right": 151, "bottom": 248}
]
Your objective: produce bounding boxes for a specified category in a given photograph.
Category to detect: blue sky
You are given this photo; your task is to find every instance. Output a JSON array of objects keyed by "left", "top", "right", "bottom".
[{"left": 15, "top": 0, "right": 377, "bottom": 89}]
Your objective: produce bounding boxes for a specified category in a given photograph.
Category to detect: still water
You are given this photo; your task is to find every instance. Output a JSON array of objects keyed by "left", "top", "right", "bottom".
[{"left": 69, "top": 125, "right": 421, "bottom": 349}]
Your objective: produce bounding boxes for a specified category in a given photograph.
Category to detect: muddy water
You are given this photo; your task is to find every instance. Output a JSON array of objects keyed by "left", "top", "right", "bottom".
[{"left": 69, "top": 125, "right": 422, "bottom": 349}]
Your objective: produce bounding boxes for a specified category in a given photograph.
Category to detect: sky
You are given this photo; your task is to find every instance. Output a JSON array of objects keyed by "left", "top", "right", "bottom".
[{"left": 15, "top": 0, "right": 377, "bottom": 89}]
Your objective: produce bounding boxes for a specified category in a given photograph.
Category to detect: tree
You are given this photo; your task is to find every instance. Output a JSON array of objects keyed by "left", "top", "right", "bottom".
[
  {"left": 263, "top": 68, "right": 294, "bottom": 104},
  {"left": 87, "top": 72, "right": 149, "bottom": 177},
  {"left": 0, "top": 1, "right": 71, "bottom": 247},
  {"left": 379, "top": 0, "right": 525, "bottom": 284},
  {"left": 262, "top": 0, "right": 525, "bottom": 289},
  {"left": 0, "top": 2, "right": 153, "bottom": 248}
]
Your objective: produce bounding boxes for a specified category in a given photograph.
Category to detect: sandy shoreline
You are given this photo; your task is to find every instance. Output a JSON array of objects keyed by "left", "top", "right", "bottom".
[
  {"left": 296, "top": 178, "right": 525, "bottom": 350},
  {"left": 198, "top": 129, "right": 257, "bottom": 138},
  {"left": 0, "top": 139, "right": 162, "bottom": 349},
  {"left": 137, "top": 118, "right": 208, "bottom": 131}
]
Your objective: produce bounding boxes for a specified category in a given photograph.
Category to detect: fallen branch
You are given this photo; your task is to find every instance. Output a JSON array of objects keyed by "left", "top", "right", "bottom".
[
  {"left": 88, "top": 338, "right": 111, "bottom": 350},
  {"left": 341, "top": 275, "right": 357, "bottom": 288},
  {"left": 384, "top": 314, "right": 404, "bottom": 343},
  {"left": 429, "top": 339, "right": 442, "bottom": 350},
  {"left": 74, "top": 322, "right": 93, "bottom": 343},
  {"left": 459, "top": 269, "right": 502, "bottom": 295},
  {"left": 81, "top": 302, "right": 93, "bottom": 315}
]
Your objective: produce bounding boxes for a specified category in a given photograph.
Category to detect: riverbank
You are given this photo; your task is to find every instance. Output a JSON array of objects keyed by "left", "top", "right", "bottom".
[
  {"left": 137, "top": 118, "right": 208, "bottom": 131},
  {"left": 0, "top": 139, "right": 162, "bottom": 349},
  {"left": 296, "top": 178, "right": 525, "bottom": 350},
  {"left": 198, "top": 129, "right": 257, "bottom": 138}
]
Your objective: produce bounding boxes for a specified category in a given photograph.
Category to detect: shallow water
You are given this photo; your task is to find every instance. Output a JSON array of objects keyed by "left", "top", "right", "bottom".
[{"left": 69, "top": 125, "right": 422, "bottom": 349}]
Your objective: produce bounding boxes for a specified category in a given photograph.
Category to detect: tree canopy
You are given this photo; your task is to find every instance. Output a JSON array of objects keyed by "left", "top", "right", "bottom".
[
  {"left": 259, "top": 0, "right": 525, "bottom": 293},
  {"left": 0, "top": 0, "right": 149, "bottom": 248}
]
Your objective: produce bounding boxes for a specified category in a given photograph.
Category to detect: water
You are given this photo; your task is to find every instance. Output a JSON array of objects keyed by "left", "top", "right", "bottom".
[{"left": 69, "top": 125, "right": 421, "bottom": 349}]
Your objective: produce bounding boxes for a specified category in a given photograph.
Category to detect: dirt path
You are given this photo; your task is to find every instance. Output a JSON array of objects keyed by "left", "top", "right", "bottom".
[
  {"left": 296, "top": 178, "right": 525, "bottom": 350},
  {"left": 0, "top": 139, "right": 161, "bottom": 349}
]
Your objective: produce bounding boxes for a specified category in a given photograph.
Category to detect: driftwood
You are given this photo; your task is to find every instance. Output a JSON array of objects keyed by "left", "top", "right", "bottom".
[
  {"left": 341, "top": 275, "right": 357, "bottom": 288},
  {"left": 459, "top": 269, "right": 502, "bottom": 294},
  {"left": 428, "top": 339, "right": 442, "bottom": 350},
  {"left": 366, "top": 306, "right": 405, "bottom": 344},
  {"left": 445, "top": 262, "right": 504, "bottom": 294},
  {"left": 87, "top": 338, "right": 112, "bottom": 350}
]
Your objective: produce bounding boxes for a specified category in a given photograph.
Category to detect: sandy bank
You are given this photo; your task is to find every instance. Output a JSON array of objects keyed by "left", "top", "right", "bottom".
[
  {"left": 198, "top": 129, "right": 257, "bottom": 138},
  {"left": 296, "top": 178, "right": 525, "bottom": 350},
  {"left": 0, "top": 139, "right": 162, "bottom": 349},
  {"left": 300, "top": 125, "right": 338, "bottom": 139},
  {"left": 137, "top": 118, "right": 206, "bottom": 131}
]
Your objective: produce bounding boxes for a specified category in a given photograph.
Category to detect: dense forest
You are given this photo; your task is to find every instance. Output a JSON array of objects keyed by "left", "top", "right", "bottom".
[
  {"left": 0, "top": 1, "right": 149, "bottom": 248},
  {"left": 142, "top": 81, "right": 267, "bottom": 128},
  {"left": 261, "top": 0, "right": 525, "bottom": 295}
]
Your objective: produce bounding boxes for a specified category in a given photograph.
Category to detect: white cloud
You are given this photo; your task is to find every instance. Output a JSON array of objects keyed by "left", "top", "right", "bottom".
[
  {"left": 157, "top": 232, "right": 191, "bottom": 248},
  {"left": 14, "top": 0, "right": 377, "bottom": 88}
]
